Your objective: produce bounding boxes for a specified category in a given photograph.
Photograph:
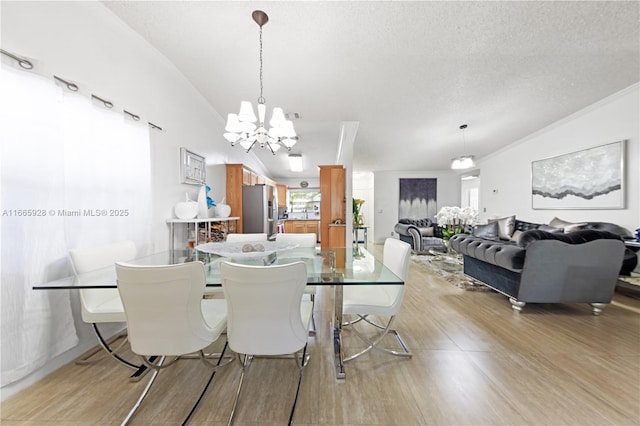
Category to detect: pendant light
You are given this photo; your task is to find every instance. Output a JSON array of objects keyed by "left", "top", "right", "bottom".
[{"left": 451, "top": 124, "right": 475, "bottom": 170}]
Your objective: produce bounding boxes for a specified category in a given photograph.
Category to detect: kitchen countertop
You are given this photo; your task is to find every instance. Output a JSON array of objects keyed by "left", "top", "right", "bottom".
[{"left": 279, "top": 218, "right": 320, "bottom": 221}]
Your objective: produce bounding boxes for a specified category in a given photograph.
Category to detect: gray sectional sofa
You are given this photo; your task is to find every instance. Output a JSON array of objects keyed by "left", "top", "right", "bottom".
[{"left": 449, "top": 218, "right": 630, "bottom": 315}]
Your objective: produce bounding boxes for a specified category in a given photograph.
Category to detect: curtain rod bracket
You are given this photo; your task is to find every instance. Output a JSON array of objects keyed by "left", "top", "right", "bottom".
[
  {"left": 53, "top": 75, "right": 79, "bottom": 92},
  {"left": 4, "top": 48, "right": 164, "bottom": 130},
  {"left": 91, "top": 94, "right": 113, "bottom": 109},
  {"left": 0, "top": 49, "right": 34, "bottom": 69},
  {"left": 124, "top": 110, "right": 140, "bottom": 121}
]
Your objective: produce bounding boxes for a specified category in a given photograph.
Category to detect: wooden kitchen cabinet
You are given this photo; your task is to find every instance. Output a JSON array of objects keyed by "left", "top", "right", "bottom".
[
  {"left": 319, "top": 165, "right": 346, "bottom": 249},
  {"left": 276, "top": 184, "right": 287, "bottom": 207},
  {"left": 304, "top": 221, "right": 319, "bottom": 234},
  {"left": 283, "top": 220, "right": 319, "bottom": 237},
  {"left": 226, "top": 164, "right": 245, "bottom": 233},
  {"left": 328, "top": 224, "right": 347, "bottom": 267},
  {"left": 242, "top": 168, "right": 251, "bottom": 186}
]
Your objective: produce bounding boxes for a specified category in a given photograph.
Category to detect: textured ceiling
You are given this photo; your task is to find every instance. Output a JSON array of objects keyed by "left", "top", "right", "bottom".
[{"left": 103, "top": 1, "right": 640, "bottom": 179}]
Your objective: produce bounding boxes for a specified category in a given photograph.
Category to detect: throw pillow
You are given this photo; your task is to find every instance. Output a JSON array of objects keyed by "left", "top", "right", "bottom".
[
  {"left": 549, "top": 217, "right": 587, "bottom": 233},
  {"left": 472, "top": 222, "right": 500, "bottom": 241},
  {"left": 538, "top": 224, "right": 564, "bottom": 233},
  {"left": 510, "top": 230, "right": 523, "bottom": 243},
  {"left": 488, "top": 215, "right": 516, "bottom": 240},
  {"left": 563, "top": 223, "right": 588, "bottom": 233}
]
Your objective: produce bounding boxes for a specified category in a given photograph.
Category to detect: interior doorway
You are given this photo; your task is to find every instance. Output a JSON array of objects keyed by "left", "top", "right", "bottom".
[{"left": 461, "top": 173, "right": 480, "bottom": 211}]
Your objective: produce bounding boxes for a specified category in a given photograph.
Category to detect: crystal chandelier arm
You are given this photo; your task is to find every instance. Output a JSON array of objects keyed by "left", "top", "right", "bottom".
[
  {"left": 240, "top": 139, "right": 257, "bottom": 152},
  {"left": 266, "top": 141, "right": 280, "bottom": 155}
]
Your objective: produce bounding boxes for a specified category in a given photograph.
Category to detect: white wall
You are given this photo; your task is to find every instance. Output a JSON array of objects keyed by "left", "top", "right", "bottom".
[
  {"left": 0, "top": 1, "right": 265, "bottom": 399},
  {"left": 373, "top": 171, "right": 461, "bottom": 244},
  {"left": 353, "top": 172, "right": 374, "bottom": 242},
  {"left": 277, "top": 178, "right": 321, "bottom": 189},
  {"left": 477, "top": 84, "right": 639, "bottom": 232},
  {"left": 1, "top": 1, "right": 274, "bottom": 253}
]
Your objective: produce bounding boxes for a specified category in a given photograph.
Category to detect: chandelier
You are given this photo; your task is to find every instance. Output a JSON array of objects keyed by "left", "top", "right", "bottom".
[
  {"left": 224, "top": 10, "right": 298, "bottom": 155},
  {"left": 451, "top": 124, "right": 475, "bottom": 170}
]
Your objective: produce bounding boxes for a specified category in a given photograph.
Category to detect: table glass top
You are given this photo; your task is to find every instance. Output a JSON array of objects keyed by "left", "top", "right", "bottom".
[{"left": 34, "top": 246, "right": 403, "bottom": 290}]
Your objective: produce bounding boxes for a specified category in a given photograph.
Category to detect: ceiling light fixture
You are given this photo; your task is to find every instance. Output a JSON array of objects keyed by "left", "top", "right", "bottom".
[
  {"left": 288, "top": 154, "right": 303, "bottom": 172},
  {"left": 451, "top": 124, "right": 475, "bottom": 170},
  {"left": 223, "top": 10, "right": 298, "bottom": 155}
]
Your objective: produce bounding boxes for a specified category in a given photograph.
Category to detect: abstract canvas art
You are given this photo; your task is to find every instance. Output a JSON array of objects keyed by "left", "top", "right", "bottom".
[
  {"left": 399, "top": 178, "right": 437, "bottom": 219},
  {"left": 531, "top": 140, "right": 625, "bottom": 209}
]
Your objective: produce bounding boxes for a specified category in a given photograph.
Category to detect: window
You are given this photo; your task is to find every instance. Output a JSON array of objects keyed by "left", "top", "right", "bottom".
[{"left": 288, "top": 189, "right": 320, "bottom": 213}]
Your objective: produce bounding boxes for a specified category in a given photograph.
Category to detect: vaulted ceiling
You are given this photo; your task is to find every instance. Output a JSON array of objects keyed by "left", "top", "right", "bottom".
[{"left": 104, "top": 1, "right": 640, "bottom": 179}]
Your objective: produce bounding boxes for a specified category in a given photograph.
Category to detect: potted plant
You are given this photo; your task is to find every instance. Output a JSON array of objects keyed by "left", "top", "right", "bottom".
[{"left": 353, "top": 198, "right": 365, "bottom": 227}]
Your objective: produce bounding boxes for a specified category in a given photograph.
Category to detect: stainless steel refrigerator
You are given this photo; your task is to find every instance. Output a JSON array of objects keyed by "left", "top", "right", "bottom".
[{"left": 242, "top": 184, "right": 278, "bottom": 238}]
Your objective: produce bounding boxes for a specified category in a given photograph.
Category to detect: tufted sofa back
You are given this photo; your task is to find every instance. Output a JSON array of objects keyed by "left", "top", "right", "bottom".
[
  {"left": 398, "top": 218, "right": 432, "bottom": 227},
  {"left": 517, "top": 229, "right": 622, "bottom": 248},
  {"left": 514, "top": 219, "right": 541, "bottom": 232}
]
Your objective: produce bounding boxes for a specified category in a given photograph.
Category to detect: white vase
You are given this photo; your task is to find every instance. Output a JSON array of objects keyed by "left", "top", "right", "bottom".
[
  {"left": 216, "top": 203, "right": 231, "bottom": 218},
  {"left": 174, "top": 193, "right": 198, "bottom": 219},
  {"left": 197, "top": 185, "right": 208, "bottom": 218}
]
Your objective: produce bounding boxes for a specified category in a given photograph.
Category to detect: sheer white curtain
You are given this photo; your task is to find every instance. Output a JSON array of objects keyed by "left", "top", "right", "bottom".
[{"left": 0, "top": 64, "right": 151, "bottom": 386}]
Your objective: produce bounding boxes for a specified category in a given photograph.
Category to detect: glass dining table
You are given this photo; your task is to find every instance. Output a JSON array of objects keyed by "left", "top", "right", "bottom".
[{"left": 33, "top": 245, "right": 404, "bottom": 380}]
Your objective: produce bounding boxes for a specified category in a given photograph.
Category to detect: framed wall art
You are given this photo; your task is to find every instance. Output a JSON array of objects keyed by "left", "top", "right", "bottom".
[
  {"left": 180, "top": 147, "right": 206, "bottom": 185},
  {"left": 531, "top": 140, "right": 625, "bottom": 210},
  {"left": 399, "top": 178, "right": 437, "bottom": 219}
]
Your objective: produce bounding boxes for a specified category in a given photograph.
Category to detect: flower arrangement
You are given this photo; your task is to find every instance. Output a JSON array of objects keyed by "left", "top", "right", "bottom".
[
  {"left": 353, "top": 198, "right": 365, "bottom": 226},
  {"left": 436, "top": 206, "right": 478, "bottom": 240}
]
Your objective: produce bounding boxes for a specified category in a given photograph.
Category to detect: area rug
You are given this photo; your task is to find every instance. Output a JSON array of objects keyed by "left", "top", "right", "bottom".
[
  {"left": 410, "top": 253, "right": 493, "bottom": 292},
  {"left": 618, "top": 275, "right": 640, "bottom": 286}
]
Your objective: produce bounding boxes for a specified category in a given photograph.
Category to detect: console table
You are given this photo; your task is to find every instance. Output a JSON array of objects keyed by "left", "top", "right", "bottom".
[
  {"left": 167, "top": 217, "right": 239, "bottom": 250},
  {"left": 353, "top": 226, "right": 368, "bottom": 246}
]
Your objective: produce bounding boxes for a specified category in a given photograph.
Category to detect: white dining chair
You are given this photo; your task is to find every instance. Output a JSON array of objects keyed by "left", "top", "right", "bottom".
[
  {"left": 69, "top": 240, "right": 140, "bottom": 370},
  {"left": 275, "top": 233, "right": 318, "bottom": 334},
  {"left": 116, "top": 261, "right": 229, "bottom": 425},
  {"left": 342, "top": 237, "right": 412, "bottom": 362},
  {"left": 220, "top": 261, "right": 312, "bottom": 425},
  {"left": 225, "top": 233, "right": 268, "bottom": 242}
]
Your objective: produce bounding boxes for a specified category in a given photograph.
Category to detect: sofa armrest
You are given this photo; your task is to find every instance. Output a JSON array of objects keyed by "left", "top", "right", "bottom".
[
  {"left": 519, "top": 238, "right": 624, "bottom": 303},
  {"left": 394, "top": 223, "right": 420, "bottom": 250},
  {"left": 394, "top": 222, "right": 414, "bottom": 237}
]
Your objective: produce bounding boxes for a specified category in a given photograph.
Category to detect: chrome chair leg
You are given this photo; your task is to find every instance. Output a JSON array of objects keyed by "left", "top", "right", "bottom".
[
  {"left": 343, "top": 314, "right": 386, "bottom": 330},
  {"left": 288, "top": 344, "right": 308, "bottom": 425},
  {"left": 182, "top": 341, "right": 229, "bottom": 425},
  {"left": 308, "top": 294, "right": 317, "bottom": 336},
  {"left": 228, "top": 348, "right": 310, "bottom": 426},
  {"left": 227, "top": 354, "right": 250, "bottom": 426},
  {"left": 343, "top": 315, "right": 412, "bottom": 362},
  {"left": 120, "top": 355, "right": 165, "bottom": 426},
  {"left": 342, "top": 314, "right": 366, "bottom": 327},
  {"left": 90, "top": 323, "right": 141, "bottom": 370}
]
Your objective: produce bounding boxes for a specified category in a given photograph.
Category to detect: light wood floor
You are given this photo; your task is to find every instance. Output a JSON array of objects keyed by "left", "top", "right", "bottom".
[{"left": 3, "top": 244, "right": 640, "bottom": 425}]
